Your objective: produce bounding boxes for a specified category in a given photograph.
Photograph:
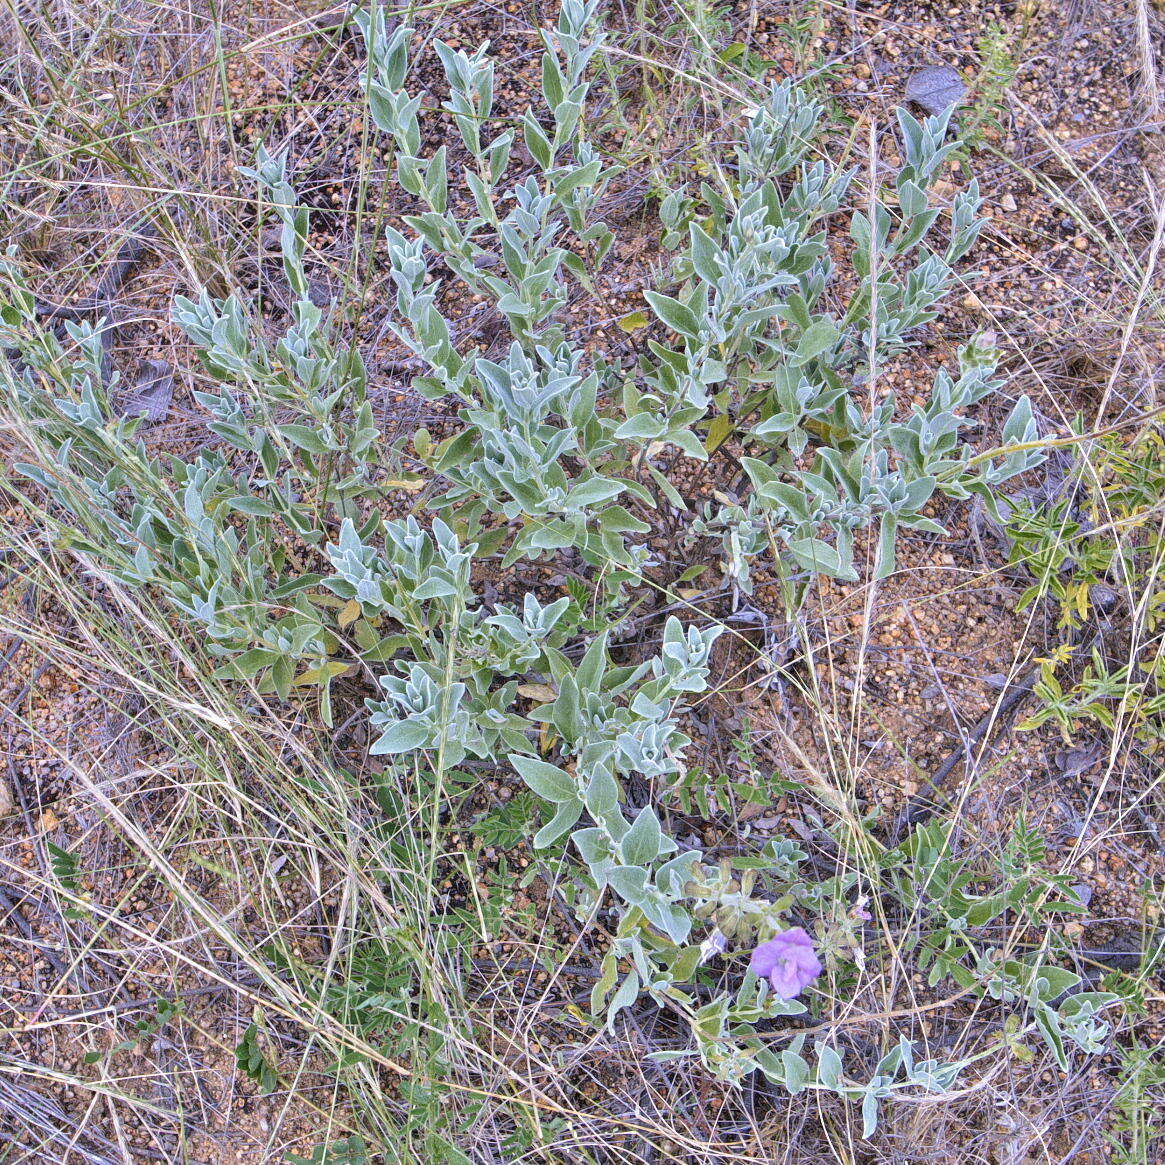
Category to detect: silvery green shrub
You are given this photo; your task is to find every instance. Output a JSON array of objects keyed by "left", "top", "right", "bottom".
[
  {"left": 0, "top": 0, "right": 1114, "bottom": 1136},
  {"left": 635, "top": 98, "right": 1043, "bottom": 597}
]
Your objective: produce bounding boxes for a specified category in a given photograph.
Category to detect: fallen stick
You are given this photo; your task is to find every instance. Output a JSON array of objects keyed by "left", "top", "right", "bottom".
[{"left": 894, "top": 664, "right": 1040, "bottom": 835}]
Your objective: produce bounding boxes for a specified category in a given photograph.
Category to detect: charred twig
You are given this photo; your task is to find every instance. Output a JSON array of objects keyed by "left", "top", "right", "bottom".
[
  {"left": 33, "top": 222, "right": 159, "bottom": 325},
  {"left": 893, "top": 664, "right": 1040, "bottom": 835},
  {"left": 21, "top": 222, "right": 170, "bottom": 419},
  {"left": 894, "top": 615, "right": 1116, "bottom": 835},
  {"left": 0, "top": 1073, "right": 127, "bottom": 1165},
  {"left": 0, "top": 881, "right": 74, "bottom": 984},
  {"left": 0, "top": 582, "right": 37, "bottom": 687}
]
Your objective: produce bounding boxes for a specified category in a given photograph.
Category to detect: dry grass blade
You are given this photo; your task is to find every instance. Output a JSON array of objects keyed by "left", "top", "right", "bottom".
[{"left": 0, "top": 1070, "right": 128, "bottom": 1164}]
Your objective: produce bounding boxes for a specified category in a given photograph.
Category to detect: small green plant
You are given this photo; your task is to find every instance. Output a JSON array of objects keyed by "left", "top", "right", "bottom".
[
  {"left": 657, "top": 0, "right": 732, "bottom": 47},
  {"left": 287, "top": 1135, "right": 369, "bottom": 1165},
  {"left": 885, "top": 818, "right": 1121, "bottom": 1071},
  {"left": 665, "top": 717, "right": 795, "bottom": 818},
  {"left": 1107, "top": 1040, "right": 1165, "bottom": 1164},
  {"left": 471, "top": 793, "right": 537, "bottom": 849},
  {"left": 500, "top": 1116, "right": 570, "bottom": 1159},
  {"left": 46, "top": 839, "right": 89, "bottom": 919},
  {"left": 235, "top": 1021, "right": 279, "bottom": 1094},
  {"left": 774, "top": 1, "right": 837, "bottom": 87},
  {"left": 46, "top": 840, "right": 81, "bottom": 893},
  {"left": 84, "top": 998, "right": 185, "bottom": 1064},
  {"left": 1010, "top": 429, "right": 1165, "bottom": 753},
  {"left": 959, "top": 19, "right": 1023, "bottom": 152}
]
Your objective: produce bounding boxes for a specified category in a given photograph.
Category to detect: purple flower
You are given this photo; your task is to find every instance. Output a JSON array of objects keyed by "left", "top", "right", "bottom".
[{"left": 750, "top": 928, "right": 822, "bottom": 999}]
